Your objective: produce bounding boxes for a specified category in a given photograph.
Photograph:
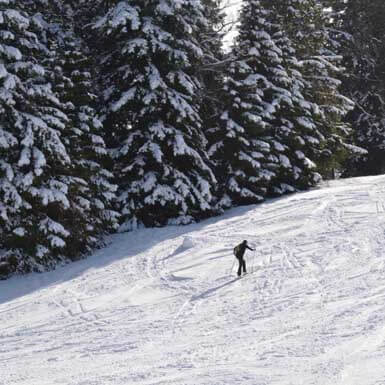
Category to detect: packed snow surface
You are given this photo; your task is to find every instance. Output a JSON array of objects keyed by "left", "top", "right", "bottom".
[{"left": 2, "top": 175, "right": 385, "bottom": 384}]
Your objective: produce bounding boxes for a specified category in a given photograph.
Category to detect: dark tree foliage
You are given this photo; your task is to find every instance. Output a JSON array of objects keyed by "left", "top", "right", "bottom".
[{"left": 327, "top": 0, "right": 385, "bottom": 176}]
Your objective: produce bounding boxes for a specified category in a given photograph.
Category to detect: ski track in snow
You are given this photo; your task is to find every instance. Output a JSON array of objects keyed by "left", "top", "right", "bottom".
[{"left": 2, "top": 176, "right": 385, "bottom": 384}]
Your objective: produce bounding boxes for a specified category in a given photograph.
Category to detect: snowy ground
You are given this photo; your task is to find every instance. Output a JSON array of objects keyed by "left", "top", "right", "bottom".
[{"left": 2, "top": 175, "right": 385, "bottom": 385}]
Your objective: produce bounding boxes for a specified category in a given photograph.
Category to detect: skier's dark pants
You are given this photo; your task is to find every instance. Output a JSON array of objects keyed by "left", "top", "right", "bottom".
[{"left": 237, "top": 256, "right": 246, "bottom": 276}]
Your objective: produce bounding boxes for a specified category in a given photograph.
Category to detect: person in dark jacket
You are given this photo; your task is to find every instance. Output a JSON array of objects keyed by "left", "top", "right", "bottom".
[{"left": 235, "top": 240, "right": 254, "bottom": 276}]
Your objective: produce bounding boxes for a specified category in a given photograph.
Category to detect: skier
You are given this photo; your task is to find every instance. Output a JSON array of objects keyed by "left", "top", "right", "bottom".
[{"left": 234, "top": 240, "right": 255, "bottom": 277}]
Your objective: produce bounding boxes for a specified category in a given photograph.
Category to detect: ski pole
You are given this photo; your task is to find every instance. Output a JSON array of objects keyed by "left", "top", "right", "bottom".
[{"left": 229, "top": 258, "right": 236, "bottom": 275}]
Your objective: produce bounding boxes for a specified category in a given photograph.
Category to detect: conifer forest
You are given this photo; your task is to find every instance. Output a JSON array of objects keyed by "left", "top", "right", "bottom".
[{"left": 0, "top": 0, "right": 383, "bottom": 278}]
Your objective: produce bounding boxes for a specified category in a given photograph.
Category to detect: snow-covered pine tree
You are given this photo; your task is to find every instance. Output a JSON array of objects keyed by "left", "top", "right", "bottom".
[
  {"left": 258, "top": 0, "right": 323, "bottom": 192},
  {"left": 198, "top": 1, "right": 226, "bottom": 130},
  {"left": 0, "top": 0, "right": 119, "bottom": 277},
  {"left": 209, "top": 0, "right": 278, "bottom": 207},
  {"left": 327, "top": 0, "right": 385, "bottom": 176},
  {"left": 0, "top": 0, "right": 74, "bottom": 273},
  {"left": 95, "top": 0, "right": 217, "bottom": 230},
  {"left": 281, "top": 0, "right": 355, "bottom": 178},
  {"left": 214, "top": 0, "right": 321, "bottom": 205},
  {"left": 40, "top": 0, "right": 120, "bottom": 257},
  {"left": 198, "top": 0, "right": 227, "bottom": 208}
]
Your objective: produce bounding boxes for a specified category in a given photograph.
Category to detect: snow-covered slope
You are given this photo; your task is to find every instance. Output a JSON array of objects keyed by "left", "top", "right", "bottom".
[{"left": 2, "top": 176, "right": 385, "bottom": 385}]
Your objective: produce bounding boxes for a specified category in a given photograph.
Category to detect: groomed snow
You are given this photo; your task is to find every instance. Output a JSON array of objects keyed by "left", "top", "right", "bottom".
[{"left": 2, "top": 175, "right": 385, "bottom": 384}]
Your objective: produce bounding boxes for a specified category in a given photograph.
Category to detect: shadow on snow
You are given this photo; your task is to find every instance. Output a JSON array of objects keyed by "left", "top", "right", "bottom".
[{"left": 0, "top": 188, "right": 317, "bottom": 305}]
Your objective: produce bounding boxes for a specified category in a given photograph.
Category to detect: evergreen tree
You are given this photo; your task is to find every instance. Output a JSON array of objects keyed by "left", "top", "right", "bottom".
[
  {"left": 198, "top": 0, "right": 227, "bottom": 208},
  {"left": 198, "top": 0, "right": 226, "bottom": 130},
  {"left": 209, "top": 1, "right": 277, "bottom": 207},
  {"left": 95, "top": 0, "right": 217, "bottom": 230},
  {"left": 0, "top": 0, "right": 118, "bottom": 276},
  {"left": 327, "top": 0, "right": 385, "bottom": 176},
  {"left": 42, "top": 1, "right": 120, "bottom": 257},
  {"left": 261, "top": 0, "right": 327, "bottom": 191},
  {"left": 0, "top": 0, "right": 73, "bottom": 272},
  {"left": 280, "top": 0, "right": 355, "bottom": 178},
  {"left": 213, "top": 0, "right": 322, "bottom": 207}
]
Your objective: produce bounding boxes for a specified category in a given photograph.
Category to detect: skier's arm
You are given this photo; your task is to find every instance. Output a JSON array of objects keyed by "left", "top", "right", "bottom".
[{"left": 246, "top": 245, "right": 254, "bottom": 251}]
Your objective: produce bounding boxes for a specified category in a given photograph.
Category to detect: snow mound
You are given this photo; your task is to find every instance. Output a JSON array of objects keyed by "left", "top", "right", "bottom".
[
  {"left": 172, "top": 236, "right": 197, "bottom": 256},
  {"left": 181, "top": 236, "right": 196, "bottom": 249}
]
